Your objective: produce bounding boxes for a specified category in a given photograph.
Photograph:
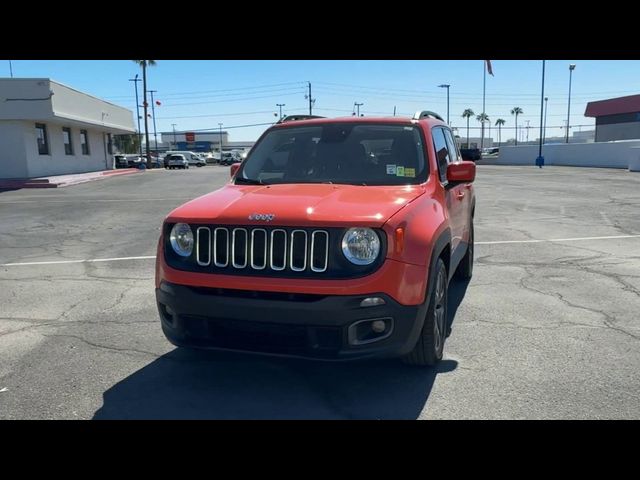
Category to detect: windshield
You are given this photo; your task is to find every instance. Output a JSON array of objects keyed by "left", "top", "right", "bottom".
[{"left": 238, "top": 123, "right": 428, "bottom": 185}]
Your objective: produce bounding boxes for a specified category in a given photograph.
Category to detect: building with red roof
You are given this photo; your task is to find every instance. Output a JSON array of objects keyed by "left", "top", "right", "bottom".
[{"left": 584, "top": 94, "right": 640, "bottom": 142}]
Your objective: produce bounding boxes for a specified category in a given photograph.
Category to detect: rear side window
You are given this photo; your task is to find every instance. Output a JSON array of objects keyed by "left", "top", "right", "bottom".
[{"left": 432, "top": 127, "right": 451, "bottom": 183}]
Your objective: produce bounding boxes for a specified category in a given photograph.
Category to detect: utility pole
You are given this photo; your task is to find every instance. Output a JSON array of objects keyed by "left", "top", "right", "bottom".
[
  {"left": 276, "top": 103, "right": 285, "bottom": 120},
  {"left": 171, "top": 124, "right": 177, "bottom": 149},
  {"left": 526, "top": 120, "right": 530, "bottom": 143},
  {"left": 543, "top": 97, "right": 548, "bottom": 144},
  {"left": 9, "top": 60, "right": 13, "bottom": 78},
  {"left": 128, "top": 74, "right": 143, "bottom": 156},
  {"left": 306, "top": 82, "right": 314, "bottom": 115},
  {"left": 438, "top": 84, "right": 450, "bottom": 124},
  {"left": 481, "top": 62, "right": 486, "bottom": 151},
  {"left": 566, "top": 64, "right": 576, "bottom": 143},
  {"left": 141, "top": 61, "right": 151, "bottom": 167},
  {"left": 393, "top": 106, "right": 396, "bottom": 116},
  {"left": 353, "top": 102, "right": 364, "bottom": 117},
  {"left": 218, "top": 123, "right": 223, "bottom": 160},
  {"left": 149, "top": 90, "right": 159, "bottom": 153}
]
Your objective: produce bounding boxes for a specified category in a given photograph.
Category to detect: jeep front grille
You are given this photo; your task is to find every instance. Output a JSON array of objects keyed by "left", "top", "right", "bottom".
[{"left": 196, "top": 227, "right": 329, "bottom": 273}]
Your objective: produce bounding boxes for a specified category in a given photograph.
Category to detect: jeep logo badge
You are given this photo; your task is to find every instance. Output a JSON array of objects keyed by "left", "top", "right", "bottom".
[{"left": 248, "top": 213, "right": 275, "bottom": 222}]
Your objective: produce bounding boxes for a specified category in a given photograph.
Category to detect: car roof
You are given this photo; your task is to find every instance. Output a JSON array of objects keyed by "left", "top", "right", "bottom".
[{"left": 270, "top": 115, "right": 447, "bottom": 130}]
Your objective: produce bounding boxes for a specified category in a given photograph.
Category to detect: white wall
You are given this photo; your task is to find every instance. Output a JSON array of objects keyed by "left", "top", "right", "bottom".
[
  {"left": 50, "top": 81, "right": 134, "bottom": 132},
  {"left": 0, "top": 121, "right": 28, "bottom": 179},
  {"left": 25, "top": 122, "right": 111, "bottom": 177},
  {"left": 483, "top": 140, "right": 640, "bottom": 169},
  {"left": 0, "top": 79, "right": 54, "bottom": 121}
]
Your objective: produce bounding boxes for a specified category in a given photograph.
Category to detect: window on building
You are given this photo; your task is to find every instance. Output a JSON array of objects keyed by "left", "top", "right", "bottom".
[
  {"left": 35, "top": 123, "right": 49, "bottom": 155},
  {"left": 63, "top": 127, "right": 74, "bottom": 155},
  {"left": 432, "top": 127, "right": 451, "bottom": 183},
  {"left": 80, "top": 130, "right": 90, "bottom": 155},
  {"left": 106, "top": 133, "right": 113, "bottom": 154}
]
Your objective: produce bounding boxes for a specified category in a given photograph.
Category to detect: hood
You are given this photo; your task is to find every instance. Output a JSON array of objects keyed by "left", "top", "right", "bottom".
[{"left": 167, "top": 183, "right": 426, "bottom": 227}]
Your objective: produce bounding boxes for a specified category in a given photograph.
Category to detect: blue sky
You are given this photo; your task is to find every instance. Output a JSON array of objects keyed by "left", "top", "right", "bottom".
[{"left": 3, "top": 60, "right": 640, "bottom": 142}]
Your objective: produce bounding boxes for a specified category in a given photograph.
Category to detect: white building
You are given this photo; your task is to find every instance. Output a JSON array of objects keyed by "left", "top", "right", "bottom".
[{"left": 0, "top": 78, "right": 135, "bottom": 179}]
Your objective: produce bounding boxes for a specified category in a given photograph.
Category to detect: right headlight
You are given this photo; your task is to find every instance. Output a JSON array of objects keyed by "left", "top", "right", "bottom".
[
  {"left": 341, "top": 227, "right": 381, "bottom": 265},
  {"left": 169, "top": 223, "right": 194, "bottom": 257}
]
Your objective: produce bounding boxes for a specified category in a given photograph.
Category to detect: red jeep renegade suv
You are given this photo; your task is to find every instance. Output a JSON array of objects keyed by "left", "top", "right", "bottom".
[{"left": 155, "top": 111, "right": 476, "bottom": 365}]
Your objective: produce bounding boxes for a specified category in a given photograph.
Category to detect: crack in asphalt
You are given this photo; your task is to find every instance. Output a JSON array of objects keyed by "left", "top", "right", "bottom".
[{"left": 41, "top": 333, "right": 162, "bottom": 359}]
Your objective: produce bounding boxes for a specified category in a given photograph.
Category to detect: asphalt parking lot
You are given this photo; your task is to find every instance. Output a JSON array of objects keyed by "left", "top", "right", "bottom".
[{"left": 1, "top": 165, "right": 639, "bottom": 419}]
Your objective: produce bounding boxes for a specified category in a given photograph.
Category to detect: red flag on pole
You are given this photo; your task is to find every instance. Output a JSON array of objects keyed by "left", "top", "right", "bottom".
[{"left": 485, "top": 60, "right": 494, "bottom": 76}]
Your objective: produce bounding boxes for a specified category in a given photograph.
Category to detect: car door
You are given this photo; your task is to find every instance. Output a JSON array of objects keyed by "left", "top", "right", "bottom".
[
  {"left": 443, "top": 128, "right": 472, "bottom": 265},
  {"left": 432, "top": 127, "right": 464, "bottom": 261}
]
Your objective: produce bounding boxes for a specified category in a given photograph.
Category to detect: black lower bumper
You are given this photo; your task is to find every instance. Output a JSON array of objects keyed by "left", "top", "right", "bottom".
[{"left": 156, "top": 282, "right": 428, "bottom": 361}]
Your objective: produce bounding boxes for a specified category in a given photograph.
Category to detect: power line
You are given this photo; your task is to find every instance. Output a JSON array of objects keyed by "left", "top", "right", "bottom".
[{"left": 104, "top": 81, "right": 307, "bottom": 100}]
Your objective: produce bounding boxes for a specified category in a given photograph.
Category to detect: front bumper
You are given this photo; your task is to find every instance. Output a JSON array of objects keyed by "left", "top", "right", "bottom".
[{"left": 156, "top": 281, "right": 428, "bottom": 360}]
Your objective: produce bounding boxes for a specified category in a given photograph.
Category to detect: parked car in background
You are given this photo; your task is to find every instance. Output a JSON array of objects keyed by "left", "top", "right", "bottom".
[
  {"left": 220, "top": 152, "right": 242, "bottom": 165},
  {"left": 460, "top": 148, "right": 481, "bottom": 161},
  {"left": 166, "top": 154, "right": 189, "bottom": 170},
  {"left": 164, "top": 151, "right": 205, "bottom": 167},
  {"left": 114, "top": 155, "right": 129, "bottom": 169}
]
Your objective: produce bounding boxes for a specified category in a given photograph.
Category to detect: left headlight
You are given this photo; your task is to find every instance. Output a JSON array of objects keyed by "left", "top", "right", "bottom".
[
  {"left": 341, "top": 227, "right": 381, "bottom": 265},
  {"left": 169, "top": 223, "right": 194, "bottom": 257}
]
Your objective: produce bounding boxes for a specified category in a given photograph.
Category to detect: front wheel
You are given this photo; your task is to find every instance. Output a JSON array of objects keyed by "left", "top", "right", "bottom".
[{"left": 403, "top": 257, "right": 448, "bottom": 366}]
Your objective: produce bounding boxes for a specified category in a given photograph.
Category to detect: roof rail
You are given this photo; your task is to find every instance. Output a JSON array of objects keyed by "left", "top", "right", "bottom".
[
  {"left": 277, "top": 114, "right": 326, "bottom": 124},
  {"left": 412, "top": 110, "right": 445, "bottom": 122}
]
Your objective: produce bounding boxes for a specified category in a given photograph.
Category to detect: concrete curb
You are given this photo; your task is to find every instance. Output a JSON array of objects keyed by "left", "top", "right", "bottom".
[{"left": 0, "top": 168, "right": 143, "bottom": 189}]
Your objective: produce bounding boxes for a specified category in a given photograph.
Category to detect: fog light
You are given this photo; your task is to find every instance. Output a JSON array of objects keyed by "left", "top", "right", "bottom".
[
  {"left": 348, "top": 317, "right": 394, "bottom": 345},
  {"left": 371, "top": 320, "right": 386, "bottom": 333},
  {"left": 360, "top": 297, "right": 386, "bottom": 307}
]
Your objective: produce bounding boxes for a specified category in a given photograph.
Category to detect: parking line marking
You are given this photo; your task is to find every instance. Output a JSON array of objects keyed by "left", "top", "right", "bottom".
[
  {"left": 1, "top": 256, "right": 156, "bottom": 267},
  {"left": 2, "top": 234, "right": 639, "bottom": 266},
  {"left": 477, "top": 234, "right": 640, "bottom": 245}
]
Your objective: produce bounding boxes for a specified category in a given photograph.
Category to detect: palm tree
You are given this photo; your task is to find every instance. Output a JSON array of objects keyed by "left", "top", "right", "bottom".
[
  {"left": 510, "top": 107, "right": 523, "bottom": 146},
  {"left": 462, "top": 109, "right": 474, "bottom": 148},
  {"left": 495, "top": 118, "right": 506, "bottom": 147},
  {"left": 476, "top": 113, "right": 489, "bottom": 150},
  {"left": 133, "top": 60, "right": 156, "bottom": 167}
]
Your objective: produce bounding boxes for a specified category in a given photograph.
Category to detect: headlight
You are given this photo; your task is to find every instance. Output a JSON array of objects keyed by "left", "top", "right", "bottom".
[
  {"left": 169, "top": 223, "right": 194, "bottom": 257},
  {"left": 341, "top": 227, "right": 381, "bottom": 265}
]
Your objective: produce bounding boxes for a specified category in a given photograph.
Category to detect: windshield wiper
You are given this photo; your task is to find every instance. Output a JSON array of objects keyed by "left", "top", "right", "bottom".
[{"left": 235, "top": 177, "right": 265, "bottom": 185}]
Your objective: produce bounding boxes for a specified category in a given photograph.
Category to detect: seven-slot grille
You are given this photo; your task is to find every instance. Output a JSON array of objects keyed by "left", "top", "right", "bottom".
[{"left": 195, "top": 227, "right": 329, "bottom": 273}]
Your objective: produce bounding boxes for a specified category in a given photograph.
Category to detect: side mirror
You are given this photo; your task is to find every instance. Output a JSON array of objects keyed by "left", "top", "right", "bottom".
[
  {"left": 447, "top": 161, "right": 476, "bottom": 183},
  {"left": 230, "top": 163, "right": 241, "bottom": 178}
]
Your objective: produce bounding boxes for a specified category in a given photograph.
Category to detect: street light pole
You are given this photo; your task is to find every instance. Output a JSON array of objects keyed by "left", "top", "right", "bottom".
[
  {"left": 566, "top": 64, "right": 576, "bottom": 143},
  {"left": 276, "top": 103, "right": 285, "bottom": 120},
  {"left": 438, "top": 84, "right": 450, "bottom": 124},
  {"left": 536, "top": 60, "right": 546, "bottom": 168},
  {"left": 543, "top": 97, "right": 548, "bottom": 145},
  {"left": 149, "top": 90, "right": 159, "bottom": 153},
  {"left": 171, "top": 124, "right": 177, "bottom": 149},
  {"left": 353, "top": 102, "right": 363, "bottom": 116},
  {"left": 128, "top": 74, "right": 142, "bottom": 156},
  {"left": 9, "top": 60, "right": 13, "bottom": 78}
]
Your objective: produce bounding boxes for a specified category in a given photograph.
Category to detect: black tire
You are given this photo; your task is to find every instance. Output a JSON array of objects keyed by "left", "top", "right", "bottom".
[
  {"left": 403, "top": 257, "right": 448, "bottom": 366},
  {"left": 455, "top": 219, "right": 474, "bottom": 280}
]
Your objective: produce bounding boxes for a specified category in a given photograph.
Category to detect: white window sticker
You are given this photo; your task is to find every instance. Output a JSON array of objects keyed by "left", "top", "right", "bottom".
[
  {"left": 386, "top": 164, "right": 397, "bottom": 175},
  {"left": 396, "top": 166, "right": 405, "bottom": 177}
]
